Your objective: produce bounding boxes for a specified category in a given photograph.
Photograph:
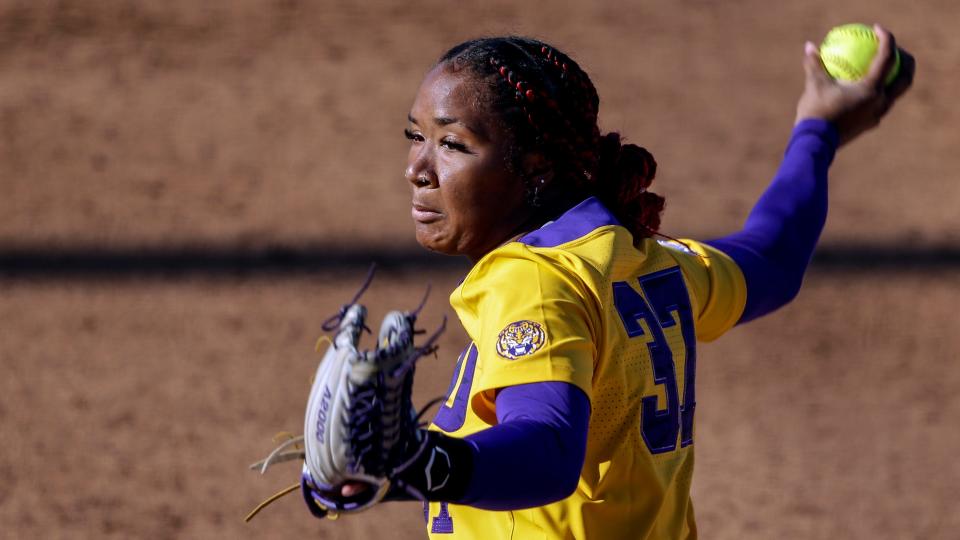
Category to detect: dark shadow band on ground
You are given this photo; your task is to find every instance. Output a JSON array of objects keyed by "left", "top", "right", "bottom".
[{"left": 2, "top": 243, "right": 959, "bottom": 280}]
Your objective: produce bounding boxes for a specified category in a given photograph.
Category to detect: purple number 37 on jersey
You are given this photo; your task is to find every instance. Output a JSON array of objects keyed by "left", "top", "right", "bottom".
[{"left": 612, "top": 267, "right": 697, "bottom": 454}]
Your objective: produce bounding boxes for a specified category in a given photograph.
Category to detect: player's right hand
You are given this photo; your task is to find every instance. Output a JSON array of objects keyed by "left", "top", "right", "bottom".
[{"left": 795, "top": 24, "right": 915, "bottom": 147}]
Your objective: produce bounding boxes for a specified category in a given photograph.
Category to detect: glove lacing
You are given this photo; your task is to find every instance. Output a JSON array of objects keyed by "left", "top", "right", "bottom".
[{"left": 246, "top": 273, "right": 446, "bottom": 521}]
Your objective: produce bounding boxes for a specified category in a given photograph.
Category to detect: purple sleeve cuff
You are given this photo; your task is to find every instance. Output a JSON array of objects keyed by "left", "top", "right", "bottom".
[
  {"left": 791, "top": 118, "right": 840, "bottom": 149},
  {"left": 707, "top": 119, "right": 838, "bottom": 323},
  {"left": 458, "top": 381, "right": 590, "bottom": 510}
]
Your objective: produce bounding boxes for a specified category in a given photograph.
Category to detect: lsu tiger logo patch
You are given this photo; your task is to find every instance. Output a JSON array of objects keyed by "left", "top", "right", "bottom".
[{"left": 496, "top": 320, "right": 546, "bottom": 360}]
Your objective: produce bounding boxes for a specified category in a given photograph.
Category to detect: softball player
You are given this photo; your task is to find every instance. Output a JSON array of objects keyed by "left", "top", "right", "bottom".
[{"left": 391, "top": 29, "right": 913, "bottom": 539}]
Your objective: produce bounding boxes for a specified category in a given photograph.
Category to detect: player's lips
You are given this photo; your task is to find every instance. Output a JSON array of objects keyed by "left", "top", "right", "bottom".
[{"left": 411, "top": 203, "right": 443, "bottom": 223}]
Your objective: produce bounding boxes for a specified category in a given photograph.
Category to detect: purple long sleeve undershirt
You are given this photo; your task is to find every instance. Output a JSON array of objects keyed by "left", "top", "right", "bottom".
[
  {"left": 707, "top": 118, "right": 839, "bottom": 322},
  {"left": 458, "top": 381, "right": 590, "bottom": 510},
  {"left": 454, "top": 119, "right": 839, "bottom": 510}
]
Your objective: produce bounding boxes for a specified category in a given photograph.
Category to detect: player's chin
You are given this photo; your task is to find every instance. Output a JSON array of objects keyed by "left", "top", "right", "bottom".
[{"left": 414, "top": 223, "right": 458, "bottom": 255}]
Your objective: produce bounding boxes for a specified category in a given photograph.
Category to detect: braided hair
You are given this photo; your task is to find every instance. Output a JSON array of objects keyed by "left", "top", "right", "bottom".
[{"left": 438, "top": 37, "right": 664, "bottom": 240}]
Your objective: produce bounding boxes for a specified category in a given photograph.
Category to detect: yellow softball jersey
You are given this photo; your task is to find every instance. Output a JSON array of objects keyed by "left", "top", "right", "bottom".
[{"left": 425, "top": 197, "right": 746, "bottom": 539}]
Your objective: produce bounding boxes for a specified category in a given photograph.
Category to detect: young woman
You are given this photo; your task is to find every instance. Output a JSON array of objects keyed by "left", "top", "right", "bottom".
[{"left": 330, "top": 27, "right": 913, "bottom": 539}]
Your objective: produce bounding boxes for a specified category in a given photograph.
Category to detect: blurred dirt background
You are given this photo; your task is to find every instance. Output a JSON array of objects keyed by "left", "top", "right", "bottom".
[{"left": 2, "top": 1, "right": 958, "bottom": 539}]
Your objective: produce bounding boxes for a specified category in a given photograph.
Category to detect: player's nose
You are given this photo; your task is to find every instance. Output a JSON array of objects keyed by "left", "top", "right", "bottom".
[{"left": 405, "top": 146, "right": 437, "bottom": 188}]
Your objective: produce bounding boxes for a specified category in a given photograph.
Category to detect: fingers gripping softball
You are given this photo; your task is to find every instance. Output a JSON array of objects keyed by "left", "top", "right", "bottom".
[{"left": 796, "top": 23, "right": 915, "bottom": 146}]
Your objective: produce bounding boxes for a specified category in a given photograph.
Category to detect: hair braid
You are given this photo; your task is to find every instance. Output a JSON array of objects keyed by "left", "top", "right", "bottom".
[{"left": 439, "top": 37, "right": 664, "bottom": 241}]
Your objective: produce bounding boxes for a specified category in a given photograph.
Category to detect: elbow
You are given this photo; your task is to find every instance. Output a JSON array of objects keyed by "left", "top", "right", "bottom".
[
  {"left": 782, "top": 261, "right": 809, "bottom": 303},
  {"left": 742, "top": 267, "right": 806, "bottom": 322},
  {"left": 555, "top": 466, "right": 582, "bottom": 501},
  {"left": 778, "top": 273, "right": 805, "bottom": 307},
  {"left": 546, "top": 436, "right": 586, "bottom": 503},
  {"left": 536, "top": 460, "right": 581, "bottom": 506}
]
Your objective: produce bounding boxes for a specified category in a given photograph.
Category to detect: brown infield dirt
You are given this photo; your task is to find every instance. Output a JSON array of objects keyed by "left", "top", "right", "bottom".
[{"left": 2, "top": 1, "right": 959, "bottom": 539}]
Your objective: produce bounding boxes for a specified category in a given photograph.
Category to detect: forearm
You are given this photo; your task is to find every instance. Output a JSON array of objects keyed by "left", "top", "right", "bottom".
[
  {"left": 396, "top": 381, "right": 590, "bottom": 510},
  {"left": 707, "top": 118, "right": 839, "bottom": 322},
  {"left": 461, "top": 382, "right": 589, "bottom": 510}
]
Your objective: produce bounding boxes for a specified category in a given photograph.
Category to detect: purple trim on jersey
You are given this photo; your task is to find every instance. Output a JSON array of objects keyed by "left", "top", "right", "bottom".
[
  {"left": 707, "top": 118, "right": 839, "bottom": 323},
  {"left": 458, "top": 381, "right": 590, "bottom": 510},
  {"left": 430, "top": 502, "right": 455, "bottom": 533},
  {"left": 519, "top": 197, "right": 620, "bottom": 248}
]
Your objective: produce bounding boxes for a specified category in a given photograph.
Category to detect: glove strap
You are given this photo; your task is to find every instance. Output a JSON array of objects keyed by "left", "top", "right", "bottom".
[
  {"left": 299, "top": 470, "right": 331, "bottom": 519},
  {"left": 389, "top": 430, "right": 474, "bottom": 502}
]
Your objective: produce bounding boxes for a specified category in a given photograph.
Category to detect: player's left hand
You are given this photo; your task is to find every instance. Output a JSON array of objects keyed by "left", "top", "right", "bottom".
[
  {"left": 795, "top": 24, "right": 915, "bottom": 146},
  {"left": 246, "top": 272, "right": 448, "bottom": 522}
]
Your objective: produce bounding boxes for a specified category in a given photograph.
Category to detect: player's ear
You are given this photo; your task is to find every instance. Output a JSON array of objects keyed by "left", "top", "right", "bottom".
[{"left": 521, "top": 151, "right": 555, "bottom": 187}]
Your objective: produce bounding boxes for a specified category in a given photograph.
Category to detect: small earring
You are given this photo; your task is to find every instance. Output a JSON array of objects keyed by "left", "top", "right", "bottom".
[{"left": 528, "top": 177, "right": 545, "bottom": 208}]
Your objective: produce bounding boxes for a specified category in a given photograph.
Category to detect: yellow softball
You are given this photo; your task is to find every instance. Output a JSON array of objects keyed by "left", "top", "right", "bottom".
[{"left": 820, "top": 23, "right": 901, "bottom": 85}]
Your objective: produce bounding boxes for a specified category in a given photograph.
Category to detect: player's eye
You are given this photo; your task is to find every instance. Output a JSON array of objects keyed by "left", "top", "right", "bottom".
[
  {"left": 440, "top": 137, "right": 470, "bottom": 153},
  {"left": 404, "top": 128, "right": 424, "bottom": 142}
]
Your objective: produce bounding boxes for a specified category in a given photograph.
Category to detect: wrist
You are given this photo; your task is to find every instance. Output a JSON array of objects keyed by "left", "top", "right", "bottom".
[
  {"left": 391, "top": 430, "right": 476, "bottom": 502},
  {"left": 790, "top": 117, "right": 841, "bottom": 150}
]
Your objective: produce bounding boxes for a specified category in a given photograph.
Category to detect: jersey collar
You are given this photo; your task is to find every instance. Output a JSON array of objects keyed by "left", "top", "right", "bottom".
[{"left": 518, "top": 197, "right": 620, "bottom": 248}]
